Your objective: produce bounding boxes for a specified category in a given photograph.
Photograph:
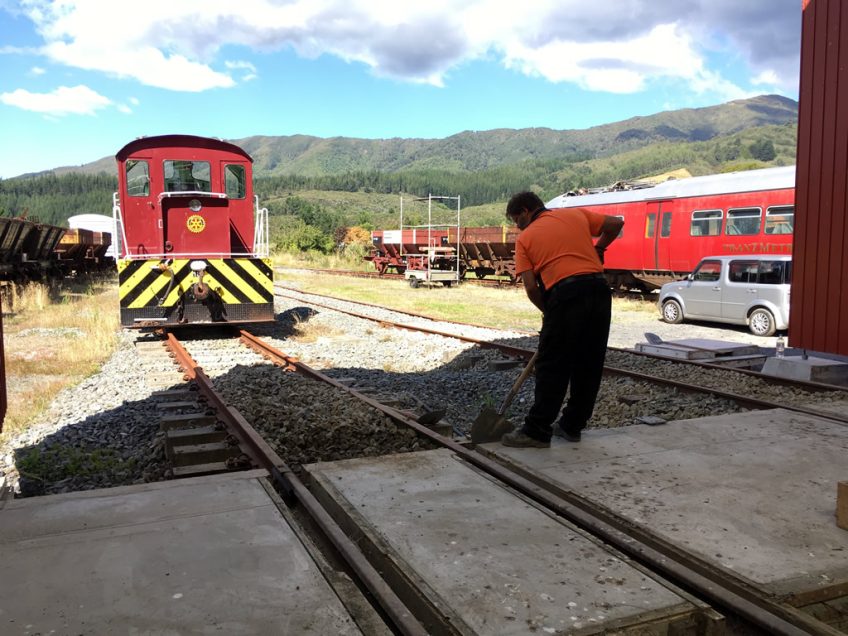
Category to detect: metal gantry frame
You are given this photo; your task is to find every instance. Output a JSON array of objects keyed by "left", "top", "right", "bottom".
[{"left": 399, "top": 194, "right": 462, "bottom": 285}]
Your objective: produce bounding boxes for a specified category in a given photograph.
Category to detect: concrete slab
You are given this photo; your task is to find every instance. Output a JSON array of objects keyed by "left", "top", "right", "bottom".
[
  {"left": 762, "top": 356, "right": 848, "bottom": 386},
  {"left": 487, "top": 409, "right": 848, "bottom": 596},
  {"left": 0, "top": 470, "right": 361, "bottom": 635},
  {"left": 307, "top": 449, "right": 707, "bottom": 635}
]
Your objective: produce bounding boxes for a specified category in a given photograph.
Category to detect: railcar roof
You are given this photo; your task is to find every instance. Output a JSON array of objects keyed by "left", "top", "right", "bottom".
[
  {"left": 115, "top": 134, "right": 252, "bottom": 162},
  {"left": 547, "top": 165, "right": 796, "bottom": 208}
]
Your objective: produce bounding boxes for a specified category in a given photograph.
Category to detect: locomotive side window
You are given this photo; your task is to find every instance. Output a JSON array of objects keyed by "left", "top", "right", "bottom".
[
  {"left": 225, "top": 164, "right": 246, "bottom": 199},
  {"left": 692, "top": 259, "right": 721, "bottom": 281},
  {"left": 164, "top": 160, "right": 211, "bottom": 192},
  {"left": 765, "top": 205, "right": 794, "bottom": 234},
  {"left": 726, "top": 207, "right": 762, "bottom": 235},
  {"left": 125, "top": 160, "right": 149, "bottom": 197},
  {"left": 645, "top": 213, "right": 656, "bottom": 238},
  {"left": 660, "top": 212, "right": 672, "bottom": 237},
  {"left": 690, "top": 209, "right": 722, "bottom": 236}
]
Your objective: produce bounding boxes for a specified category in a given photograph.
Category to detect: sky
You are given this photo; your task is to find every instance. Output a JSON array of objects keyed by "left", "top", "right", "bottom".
[{"left": 0, "top": 0, "right": 802, "bottom": 179}]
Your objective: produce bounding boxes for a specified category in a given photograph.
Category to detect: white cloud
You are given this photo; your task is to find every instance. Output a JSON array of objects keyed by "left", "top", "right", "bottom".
[
  {"left": 752, "top": 70, "right": 780, "bottom": 86},
  {"left": 30, "top": 65, "right": 45, "bottom": 75},
  {"left": 0, "top": 84, "right": 112, "bottom": 116},
  {"left": 17, "top": 0, "right": 800, "bottom": 95}
]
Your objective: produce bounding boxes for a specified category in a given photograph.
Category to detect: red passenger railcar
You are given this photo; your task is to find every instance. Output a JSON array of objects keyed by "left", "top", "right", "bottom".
[
  {"left": 548, "top": 166, "right": 795, "bottom": 290},
  {"left": 114, "top": 135, "right": 273, "bottom": 327}
]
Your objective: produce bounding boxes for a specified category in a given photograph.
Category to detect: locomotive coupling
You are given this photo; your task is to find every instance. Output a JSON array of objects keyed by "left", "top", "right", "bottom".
[{"left": 190, "top": 260, "right": 210, "bottom": 300}]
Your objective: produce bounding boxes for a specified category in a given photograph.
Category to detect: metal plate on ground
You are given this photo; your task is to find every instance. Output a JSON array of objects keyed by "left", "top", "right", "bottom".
[
  {"left": 306, "top": 449, "right": 715, "bottom": 635},
  {"left": 0, "top": 470, "right": 362, "bottom": 635},
  {"left": 487, "top": 409, "right": 848, "bottom": 598}
]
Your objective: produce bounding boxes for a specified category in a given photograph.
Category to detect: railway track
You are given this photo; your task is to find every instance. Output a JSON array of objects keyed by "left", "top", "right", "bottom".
[
  {"left": 273, "top": 284, "right": 848, "bottom": 428},
  {"left": 148, "top": 325, "right": 843, "bottom": 635},
  {"left": 290, "top": 267, "right": 656, "bottom": 300}
]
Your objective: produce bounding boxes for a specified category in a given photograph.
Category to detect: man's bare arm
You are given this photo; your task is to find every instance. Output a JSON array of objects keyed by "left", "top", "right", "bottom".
[
  {"left": 521, "top": 270, "right": 545, "bottom": 312},
  {"left": 595, "top": 215, "right": 624, "bottom": 250}
]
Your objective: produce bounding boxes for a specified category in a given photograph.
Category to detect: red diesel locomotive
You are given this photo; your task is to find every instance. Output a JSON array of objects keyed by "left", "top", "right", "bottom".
[
  {"left": 113, "top": 135, "right": 274, "bottom": 327},
  {"left": 548, "top": 165, "right": 795, "bottom": 290}
]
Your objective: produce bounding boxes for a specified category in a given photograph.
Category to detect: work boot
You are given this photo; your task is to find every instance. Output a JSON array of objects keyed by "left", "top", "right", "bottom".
[
  {"left": 501, "top": 430, "right": 550, "bottom": 448},
  {"left": 553, "top": 426, "right": 581, "bottom": 442}
]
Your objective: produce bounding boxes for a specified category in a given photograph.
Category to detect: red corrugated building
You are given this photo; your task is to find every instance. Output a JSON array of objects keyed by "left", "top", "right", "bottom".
[{"left": 793, "top": 0, "right": 848, "bottom": 355}]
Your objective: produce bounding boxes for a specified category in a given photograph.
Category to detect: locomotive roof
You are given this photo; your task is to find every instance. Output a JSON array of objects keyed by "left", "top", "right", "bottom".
[
  {"left": 547, "top": 165, "right": 796, "bottom": 209},
  {"left": 115, "top": 134, "right": 253, "bottom": 162}
]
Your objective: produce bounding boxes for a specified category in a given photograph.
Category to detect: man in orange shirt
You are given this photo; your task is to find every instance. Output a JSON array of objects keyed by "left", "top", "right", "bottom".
[{"left": 501, "top": 191, "right": 624, "bottom": 448}]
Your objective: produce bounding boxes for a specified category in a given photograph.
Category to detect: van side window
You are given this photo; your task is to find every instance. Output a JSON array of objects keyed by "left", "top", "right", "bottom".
[
  {"left": 765, "top": 205, "right": 794, "bottom": 234},
  {"left": 692, "top": 260, "right": 721, "bottom": 281},
  {"left": 729, "top": 260, "right": 758, "bottom": 283},
  {"left": 691, "top": 210, "right": 722, "bottom": 236},
  {"left": 726, "top": 207, "right": 762, "bottom": 235},
  {"left": 757, "top": 260, "right": 786, "bottom": 285}
]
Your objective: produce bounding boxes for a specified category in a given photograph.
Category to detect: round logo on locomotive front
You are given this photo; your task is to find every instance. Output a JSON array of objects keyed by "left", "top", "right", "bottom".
[{"left": 187, "top": 214, "right": 206, "bottom": 233}]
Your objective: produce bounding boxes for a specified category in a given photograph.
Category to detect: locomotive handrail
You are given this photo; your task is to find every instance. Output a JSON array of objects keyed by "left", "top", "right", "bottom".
[
  {"left": 112, "top": 192, "right": 128, "bottom": 260},
  {"left": 157, "top": 190, "right": 228, "bottom": 200}
]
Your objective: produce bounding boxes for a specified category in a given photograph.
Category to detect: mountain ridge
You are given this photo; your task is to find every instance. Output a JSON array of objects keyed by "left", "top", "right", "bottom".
[{"left": 42, "top": 94, "right": 797, "bottom": 179}]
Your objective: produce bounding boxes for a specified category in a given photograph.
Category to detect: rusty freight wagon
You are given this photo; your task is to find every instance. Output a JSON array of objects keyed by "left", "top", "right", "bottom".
[{"left": 447, "top": 225, "right": 521, "bottom": 281}]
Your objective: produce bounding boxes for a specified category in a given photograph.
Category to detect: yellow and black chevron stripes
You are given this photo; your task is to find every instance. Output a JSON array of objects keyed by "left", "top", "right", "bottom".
[{"left": 118, "top": 258, "right": 273, "bottom": 309}]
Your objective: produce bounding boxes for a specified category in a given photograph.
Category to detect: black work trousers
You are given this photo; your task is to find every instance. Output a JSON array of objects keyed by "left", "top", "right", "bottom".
[{"left": 522, "top": 277, "right": 611, "bottom": 442}]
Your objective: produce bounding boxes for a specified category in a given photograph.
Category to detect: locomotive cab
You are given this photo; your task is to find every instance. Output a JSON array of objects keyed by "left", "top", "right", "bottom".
[{"left": 114, "top": 135, "right": 273, "bottom": 328}]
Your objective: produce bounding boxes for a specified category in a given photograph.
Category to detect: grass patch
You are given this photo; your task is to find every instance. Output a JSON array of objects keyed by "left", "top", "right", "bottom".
[
  {"left": 16, "top": 446, "right": 135, "bottom": 483},
  {"left": 277, "top": 269, "right": 660, "bottom": 332},
  {"left": 2, "top": 278, "right": 120, "bottom": 441}
]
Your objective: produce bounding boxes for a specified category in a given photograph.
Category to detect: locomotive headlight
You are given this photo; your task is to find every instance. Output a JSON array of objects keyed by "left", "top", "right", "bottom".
[
  {"left": 190, "top": 260, "right": 207, "bottom": 273},
  {"left": 189, "top": 199, "right": 202, "bottom": 212}
]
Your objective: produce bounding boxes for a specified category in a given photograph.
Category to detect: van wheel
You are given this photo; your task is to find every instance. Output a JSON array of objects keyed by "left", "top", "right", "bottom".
[
  {"left": 409, "top": 278, "right": 421, "bottom": 288},
  {"left": 749, "top": 308, "right": 776, "bottom": 337},
  {"left": 661, "top": 299, "right": 683, "bottom": 324}
]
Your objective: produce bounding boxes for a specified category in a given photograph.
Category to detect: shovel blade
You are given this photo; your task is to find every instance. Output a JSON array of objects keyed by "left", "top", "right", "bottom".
[{"left": 470, "top": 406, "right": 515, "bottom": 444}]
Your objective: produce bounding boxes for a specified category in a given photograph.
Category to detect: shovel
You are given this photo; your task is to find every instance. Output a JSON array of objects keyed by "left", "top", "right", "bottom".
[{"left": 470, "top": 350, "right": 539, "bottom": 444}]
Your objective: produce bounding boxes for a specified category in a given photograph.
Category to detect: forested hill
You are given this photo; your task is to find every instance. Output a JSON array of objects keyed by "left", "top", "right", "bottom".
[
  {"left": 50, "top": 94, "right": 796, "bottom": 179},
  {"left": 2, "top": 94, "right": 797, "bottom": 228},
  {"left": 238, "top": 94, "right": 797, "bottom": 176}
]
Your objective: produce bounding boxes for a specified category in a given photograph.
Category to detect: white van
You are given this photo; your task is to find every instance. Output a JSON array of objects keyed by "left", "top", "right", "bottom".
[{"left": 658, "top": 255, "right": 791, "bottom": 336}]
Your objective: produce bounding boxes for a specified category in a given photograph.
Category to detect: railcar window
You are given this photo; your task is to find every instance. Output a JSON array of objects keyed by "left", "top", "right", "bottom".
[
  {"left": 163, "top": 160, "right": 211, "bottom": 192},
  {"left": 726, "top": 207, "right": 761, "bottom": 236},
  {"left": 225, "top": 165, "right": 246, "bottom": 199},
  {"left": 125, "top": 160, "right": 149, "bottom": 197},
  {"left": 765, "top": 205, "right": 794, "bottom": 234},
  {"left": 690, "top": 210, "right": 722, "bottom": 236},
  {"left": 692, "top": 260, "right": 721, "bottom": 281},
  {"left": 645, "top": 213, "right": 656, "bottom": 238},
  {"left": 660, "top": 212, "right": 672, "bottom": 237},
  {"left": 729, "top": 260, "right": 759, "bottom": 283}
]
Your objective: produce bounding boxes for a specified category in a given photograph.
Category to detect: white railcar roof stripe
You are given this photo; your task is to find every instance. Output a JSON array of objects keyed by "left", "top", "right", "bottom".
[{"left": 547, "top": 166, "right": 796, "bottom": 209}]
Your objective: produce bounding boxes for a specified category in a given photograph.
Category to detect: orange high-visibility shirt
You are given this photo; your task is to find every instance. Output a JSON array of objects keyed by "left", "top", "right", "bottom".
[{"left": 514, "top": 207, "right": 605, "bottom": 290}]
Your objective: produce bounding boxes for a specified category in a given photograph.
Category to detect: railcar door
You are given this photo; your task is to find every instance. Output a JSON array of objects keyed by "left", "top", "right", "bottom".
[
  {"left": 642, "top": 201, "right": 673, "bottom": 274},
  {"left": 119, "top": 156, "right": 156, "bottom": 257}
]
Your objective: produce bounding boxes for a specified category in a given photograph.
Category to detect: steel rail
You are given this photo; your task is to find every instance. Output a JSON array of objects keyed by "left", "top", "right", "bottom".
[
  {"left": 278, "top": 284, "right": 848, "bottom": 395},
  {"left": 238, "top": 329, "right": 836, "bottom": 636},
  {"left": 163, "top": 333, "right": 429, "bottom": 636},
  {"left": 273, "top": 290, "right": 848, "bottom": 426}
]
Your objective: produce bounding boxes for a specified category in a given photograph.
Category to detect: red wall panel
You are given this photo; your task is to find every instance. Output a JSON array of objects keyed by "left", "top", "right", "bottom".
[{"left": 793, "top": 0, "right": 848, "bottom": 355}]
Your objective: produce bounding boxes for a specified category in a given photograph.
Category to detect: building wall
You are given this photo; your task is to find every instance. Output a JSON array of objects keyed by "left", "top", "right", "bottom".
[{"left": 793, "top": 0, "right": 848, "bottom": 355}]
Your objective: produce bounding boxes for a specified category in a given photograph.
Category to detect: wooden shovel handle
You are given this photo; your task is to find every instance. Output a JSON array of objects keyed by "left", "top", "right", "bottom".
[{"left": 498, "top": 350, "right": 539, "bottom": 416}]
